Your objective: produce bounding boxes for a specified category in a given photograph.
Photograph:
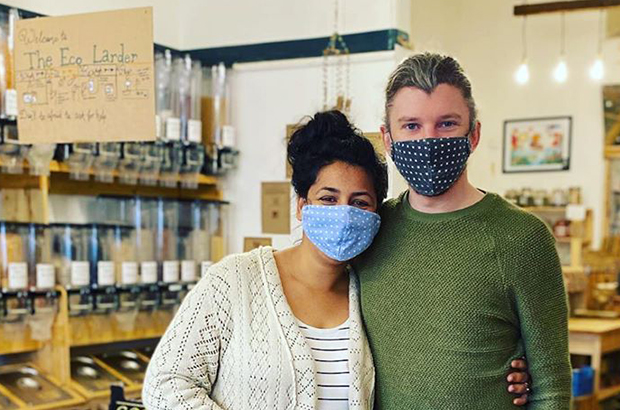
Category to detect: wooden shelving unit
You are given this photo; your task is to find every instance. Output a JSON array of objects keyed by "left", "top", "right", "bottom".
[{"left": 0, "top": 158, "right": 224, "bottom": 408}]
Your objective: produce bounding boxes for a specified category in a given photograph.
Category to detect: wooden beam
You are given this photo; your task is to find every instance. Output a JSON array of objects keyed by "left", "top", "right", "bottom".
[{"left": 514, "top": 0, "right": 620, "bottom": 16}]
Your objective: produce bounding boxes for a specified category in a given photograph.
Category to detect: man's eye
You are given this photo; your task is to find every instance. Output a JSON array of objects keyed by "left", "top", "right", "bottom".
[
  {"left": 439, "top": 121, "right": 458, "bottom": 128},
  {"left": 404, "top": 123, "right": 420, "bottom": 131}
]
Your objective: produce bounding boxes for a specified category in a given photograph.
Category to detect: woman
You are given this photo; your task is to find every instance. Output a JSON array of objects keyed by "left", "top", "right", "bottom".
[{"left": 143, "top": 111, "right": 530, "bottom": 409}]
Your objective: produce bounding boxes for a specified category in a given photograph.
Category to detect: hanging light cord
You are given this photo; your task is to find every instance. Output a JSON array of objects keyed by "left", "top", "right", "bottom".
[
  {"left": 598, "top": 9, "right": 604, "bottom": 55},
  {"left": 560, "top": 12, "right": 566, "bottom": 56},
  {"left": 521, "top": 15, "right": 528, "bottom": 61}
]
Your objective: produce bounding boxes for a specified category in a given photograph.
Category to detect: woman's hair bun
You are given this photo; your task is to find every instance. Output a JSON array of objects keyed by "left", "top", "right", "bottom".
[{"left": 286, "top": 110, "right": 388, "bottom": 203}]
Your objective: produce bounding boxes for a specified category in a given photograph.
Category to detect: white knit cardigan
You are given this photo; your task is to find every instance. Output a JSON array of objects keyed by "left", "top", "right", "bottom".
[{"left": 143, "top": 247, "right": 375, "bottom": 409}]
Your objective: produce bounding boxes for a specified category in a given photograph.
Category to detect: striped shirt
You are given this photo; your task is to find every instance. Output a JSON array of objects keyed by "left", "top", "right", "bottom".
[{"left": 297, "top": 319, "right": 350, "bottom": 409}]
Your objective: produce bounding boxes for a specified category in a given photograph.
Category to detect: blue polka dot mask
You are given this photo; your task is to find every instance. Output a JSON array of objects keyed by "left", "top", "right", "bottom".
[
  {"left": 391, "top": 136, "right": 471, "bottom": 196},
  {"left": 302, "top": 205, "right": 381, "bottom": 262}
]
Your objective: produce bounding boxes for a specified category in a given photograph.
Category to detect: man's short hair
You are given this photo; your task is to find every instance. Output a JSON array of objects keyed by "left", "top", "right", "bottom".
[{"left": 384, "top": 52, "right": 478, "bottom": 132}]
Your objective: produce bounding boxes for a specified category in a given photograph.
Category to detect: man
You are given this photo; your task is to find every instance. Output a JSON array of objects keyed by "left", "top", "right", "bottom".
[{"left": 355, "top": 53, "right": 571, "bottom": 409}]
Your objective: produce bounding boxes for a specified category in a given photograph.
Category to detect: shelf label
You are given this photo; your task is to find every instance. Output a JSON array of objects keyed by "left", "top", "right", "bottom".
[
  {"left": 181, "top": 260, "right": 196, "bottom": 282},
  {"left": 188, "top": 119, "right": 202, "bottom": 143},
  {"left": 566, "top": 204, "right": 587, "bottom": 222},
  {"left": 8, "top": 262, "right": 28, "bottom": 290},
  {"left": 121, "top": 262, "right": 138, "bottom": 285},
  {"left": 5, "top": 89, "right": 17, "bottom": 117},
  {"left": 166, "top": 117, "right": 181, "bottom": 141},
  {"left": 71, "top": 261, "right": 90, "bottom": 287},
  {"left": 36, "top": 264, "right": 55, "bottom": 289},
  {"left": 163, "top": 260, "right": 179, "bottom": 283},
  {"left": 97, "top": 261, "right": 115, "bottom": 286},
  {"left": 141, "top": 261, "right": 158, "bottom": 284}
]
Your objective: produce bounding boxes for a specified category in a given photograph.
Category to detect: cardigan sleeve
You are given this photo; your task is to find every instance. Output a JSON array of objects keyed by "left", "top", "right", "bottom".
[
  {"left": 505, "top": 221, "right": 572, "bottom": 410},
  {"left": 142, "top": 272, "right": 227, "bottom": 410}
]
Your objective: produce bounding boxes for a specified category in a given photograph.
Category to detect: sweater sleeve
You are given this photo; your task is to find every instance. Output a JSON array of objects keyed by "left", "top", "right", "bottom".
[
  {"left": 142, "top": 273, "right": 226, "bottom": 410},
  {"left": 505, "top": 221, "right": 572, "bottom": 410}
]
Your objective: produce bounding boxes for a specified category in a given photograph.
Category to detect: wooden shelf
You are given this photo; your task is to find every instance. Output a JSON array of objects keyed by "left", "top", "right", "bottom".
[
  {"left": 522, "top": 206, "right": 566, "bottom": 213},
  {"left": 0, "top": 160, "right": 223, "bottom": 201},
  {"left": 599, "top": 383, "right": 620, "bottom": 401},
  {"left": 605, "top": 145, "right": 620, "bottom": 159}
]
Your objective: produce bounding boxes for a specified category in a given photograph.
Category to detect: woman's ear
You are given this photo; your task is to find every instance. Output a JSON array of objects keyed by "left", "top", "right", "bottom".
[{"left": 296, "top": 196, "right": 307, "bottom": 222}]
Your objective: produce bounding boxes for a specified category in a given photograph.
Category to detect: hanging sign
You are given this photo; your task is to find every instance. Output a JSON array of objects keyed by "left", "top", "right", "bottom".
[{"left": 15, "top": 7, "right": 155, "bottom": 143}]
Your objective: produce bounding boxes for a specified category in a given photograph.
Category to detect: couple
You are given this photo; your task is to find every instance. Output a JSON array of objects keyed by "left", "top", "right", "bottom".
[{"left": 143, "top": 53, "right": 570, "bottom": 409}]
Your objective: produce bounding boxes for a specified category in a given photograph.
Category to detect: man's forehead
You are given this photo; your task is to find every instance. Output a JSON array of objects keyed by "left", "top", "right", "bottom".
[{"left": 390, "top": 85, "right": 469, "bottom": 116}]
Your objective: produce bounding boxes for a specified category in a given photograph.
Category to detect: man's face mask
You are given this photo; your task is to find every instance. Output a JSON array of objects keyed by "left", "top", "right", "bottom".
[
  {"left": 302, "top": 205, "right": 381, "bottom": 262},
  {"left": 390, "top": 135, "right": 472, "bottom": 197}
]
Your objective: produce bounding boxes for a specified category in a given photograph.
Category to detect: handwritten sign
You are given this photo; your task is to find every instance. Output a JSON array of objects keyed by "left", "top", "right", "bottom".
[{"left": 15, "top": 7, "right": 155, "bottom": 143}]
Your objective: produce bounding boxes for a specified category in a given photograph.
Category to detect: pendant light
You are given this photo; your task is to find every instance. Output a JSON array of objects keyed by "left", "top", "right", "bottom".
[
  {"left": 553, "top": 13, "right": 568, "bottom": 83},
  {"left": 589, "top": 9, "right": 605, "bottom": 81},
  {"left": 515, "top": 13, "right": 530, "bottom": 85}
]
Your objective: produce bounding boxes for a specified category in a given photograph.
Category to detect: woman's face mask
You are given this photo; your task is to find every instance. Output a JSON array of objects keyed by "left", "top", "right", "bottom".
[{"left": 302, "top": 205, "right": 381, "bottom": 262}]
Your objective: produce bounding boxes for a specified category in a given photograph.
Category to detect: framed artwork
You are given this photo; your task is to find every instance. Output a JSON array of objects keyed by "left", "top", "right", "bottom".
[{"left": 502, "top": 116, "right": 572, "bottom": 173}]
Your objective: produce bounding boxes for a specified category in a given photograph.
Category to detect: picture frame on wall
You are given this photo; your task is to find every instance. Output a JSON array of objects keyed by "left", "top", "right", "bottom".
[{"left": 502, "top": 116, "right": 572, "bottom": 173}]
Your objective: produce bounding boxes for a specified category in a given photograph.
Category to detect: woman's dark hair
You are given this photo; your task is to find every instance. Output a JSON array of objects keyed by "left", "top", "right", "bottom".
[{"left": 287, "top": 110, "right": 388, "bottom": 203}]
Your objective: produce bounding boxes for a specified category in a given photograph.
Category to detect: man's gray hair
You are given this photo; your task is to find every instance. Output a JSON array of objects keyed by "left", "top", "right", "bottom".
[{"left": 384, "top": 52, "right": 478, "bottom": 132}]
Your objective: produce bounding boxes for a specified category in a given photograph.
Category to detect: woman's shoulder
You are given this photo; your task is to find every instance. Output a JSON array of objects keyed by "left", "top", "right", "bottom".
[{"left": 200, "top": 246, "right": 273, "bottom": 287}]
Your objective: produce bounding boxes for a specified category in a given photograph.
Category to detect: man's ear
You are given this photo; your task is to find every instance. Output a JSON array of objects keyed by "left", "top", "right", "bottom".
[
  {"left": 470, "top": 121, "right": 481, "bottom": 152},
  {"left": 296, "top": 196, "right": 306, "bottom": 222},
  {"left": 381, "top": 125, "right": 392, "bottom": 157}
]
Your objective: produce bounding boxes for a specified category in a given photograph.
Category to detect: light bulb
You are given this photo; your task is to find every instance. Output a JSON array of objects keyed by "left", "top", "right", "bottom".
[
  {"left": 589, "top": 57, "right": 604, "bottom": 81},
  {"left": 553, "top": 58, "right": 568, "bottom": 83},
  {"left": 514, "top": 62, "right": 530, "bottom": 85}
]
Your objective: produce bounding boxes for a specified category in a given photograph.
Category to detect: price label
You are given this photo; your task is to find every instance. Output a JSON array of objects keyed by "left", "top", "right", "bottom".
[
  {"left": 71, "top": 261, "right": 90, "bottom": 287},
  {"left": 97, "top": 261, "right": 115, "bottom": 286},
  {"left": 8, "top": 262, "right": 28, "bottom": 290},
  {"left": 141, "top": 261, "right": 158, "bottom": 284},
  {"left": 166, "top": 117, "right": 181, "bottom": 141},
  {"left": 181, "top": 260, "right": 196, "bottom": 282},
  {"left": 5, "top": 89, "right": 18, "bottom": 117},
  {"left": 163, "top": 260, "right": 179, "bottom": 283},
  {"left": 121, "top": 262, "right": 138, "bottom": 285},
  {"left": 36, "top": 264, "right": 55, "bottom": 289},
  {"left": 187, "top": 119, "right": 202, "bottom": 143}
]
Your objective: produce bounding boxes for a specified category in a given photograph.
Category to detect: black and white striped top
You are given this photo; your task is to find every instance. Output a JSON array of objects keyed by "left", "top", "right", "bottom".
[{"left": 298, "top": 319, "right": 350, "bottom": 409}]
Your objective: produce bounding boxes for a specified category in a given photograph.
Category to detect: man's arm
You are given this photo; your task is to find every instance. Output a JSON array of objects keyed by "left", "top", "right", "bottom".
[{"left": 508, "top": 221, "right": 572, "bottom": 410}]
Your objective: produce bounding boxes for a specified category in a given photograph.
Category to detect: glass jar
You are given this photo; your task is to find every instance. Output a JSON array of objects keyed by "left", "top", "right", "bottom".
[
  {"left": 51, "top": 223, "right": 91, "bottom": 289},
  {"left": 208, "top": 202, "right": 229, "bottom": 264},
  {"left": 178, "top": 201, "right": 196, "bottom": 283},
  {"left": 29, "top": 224, "right": 55, "bottom": 290},
  {"left": 159, "top": 199, "right": 179, "bottom": 283},
  {"left": 91, "top": 224, "right": 116, "bottom": 288},
  {"left": 137, "top": 197, "right": 158, "bottom": 284},
  {"left": 0, "top": 222, "right": 29, "bottom": 291}
]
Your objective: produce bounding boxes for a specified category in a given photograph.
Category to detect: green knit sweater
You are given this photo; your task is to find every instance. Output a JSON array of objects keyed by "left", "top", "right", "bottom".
[{"left": 355, "top": 191, "right": 571, "bottom": 409}]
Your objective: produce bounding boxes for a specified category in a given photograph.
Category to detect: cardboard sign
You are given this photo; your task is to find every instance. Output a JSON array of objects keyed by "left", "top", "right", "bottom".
[
  {"left": 15, "top": 7, "right": 155, "bottom": 143},
  {"left": 285, "top": 124, "right": 299, "bottom": 179},
  {"left": 243, "top": 237, "right": 273, "bottom": 252},
  {"left": 365, "top": 132, "right": 386, "bottom": 159},
  {"left": 262, "top": 182, "right": 291, "bottom": 234}
]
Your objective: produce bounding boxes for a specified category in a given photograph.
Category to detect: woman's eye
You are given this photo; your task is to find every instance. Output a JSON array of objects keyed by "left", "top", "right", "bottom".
[
  {"left": 320, "top": 196, "right": 337, "bottom": 203},
  {"left": 352, "top": 200, "right": 370, "bottom": 208}
]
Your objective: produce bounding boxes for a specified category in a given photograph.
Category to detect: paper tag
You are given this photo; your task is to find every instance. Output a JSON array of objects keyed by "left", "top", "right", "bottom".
[
  {"left": 201, "top": 261, "right": 214, "bottom": 278},
  {"left": 566, "top": 204, "right": 587, "bottom": 222},
  {"left": 97, "top": 261, "right": 115, "bottom": 286},
  {"left": 71, "top": 261, "right": 90, "bottom": 287},
  {"left": 222, "top": 125, "right": 236, "bottom": 147},
  {"left": 141, "top": 261, "right": 158, "bottom": 284},
  {"left": 166, "top": 117, "right": 181, "bottom": 141},
  {"left": 5, "top": 89, "right": 17, "bottom": 117},
  {"left": 155, "top": 115, "right": 161, "bottom": 139},
  {"left": 188, "top": 119, "right": 202, "bottom": 143},
  {"left": 36, "top": 264, "right": 55, "bottom": 289},
  {"left": 181, "top": 260, "right": 196, "bottom": 282},
  {"left": 121, "top": 262, "right": 138, "bottom": 285},
  {"left": 163, "top": 260, "right": 179, "bottom": 283},
  {"left": 8, "top": 262, "right": 28, "bottom": 290}
]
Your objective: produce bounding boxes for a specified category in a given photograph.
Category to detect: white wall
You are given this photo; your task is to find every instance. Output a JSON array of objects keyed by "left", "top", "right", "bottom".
[
  {"left": 3, "top": 0, "right": 182, "bottom": 47},
  {"left": 399, "top": 0, "right": 611, "bottom": 248},
  {"left": 224, "top": 51, "right": 404, "bottom": 253}
]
